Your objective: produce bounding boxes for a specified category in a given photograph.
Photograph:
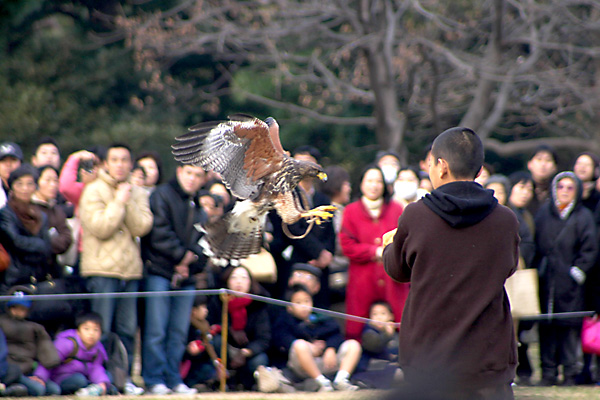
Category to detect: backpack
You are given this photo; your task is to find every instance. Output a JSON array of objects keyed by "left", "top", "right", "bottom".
[
  {"left": 101, "top": 333, "right": 128, "bottom": 393},
  {"left": 63, "top": 333, "right": 128, "bottom": 393}
]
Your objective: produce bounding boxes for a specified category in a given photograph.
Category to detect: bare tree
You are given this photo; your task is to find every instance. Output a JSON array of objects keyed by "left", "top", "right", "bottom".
[{"left": 118, "top": 0, "right": 600, "bottom": 161}]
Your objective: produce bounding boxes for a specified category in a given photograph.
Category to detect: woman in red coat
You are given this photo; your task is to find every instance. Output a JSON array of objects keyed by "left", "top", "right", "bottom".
[{"left": 340, "top": 165, "right": 409, "bottom": 340}]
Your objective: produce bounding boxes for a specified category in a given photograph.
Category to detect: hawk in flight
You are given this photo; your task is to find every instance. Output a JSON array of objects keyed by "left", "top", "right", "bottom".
[{"left": 172, "top": 114, "right": 334, "bottom": 264}]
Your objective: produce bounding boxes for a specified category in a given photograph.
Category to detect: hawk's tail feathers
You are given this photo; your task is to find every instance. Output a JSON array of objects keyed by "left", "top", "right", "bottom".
[{"left": 196, "top": 206, "right": 264, "bottom": 265}]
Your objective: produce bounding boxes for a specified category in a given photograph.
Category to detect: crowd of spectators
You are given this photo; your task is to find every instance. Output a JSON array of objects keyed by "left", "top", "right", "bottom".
[{"left": 1, "top": 135, "right": 599, "bottom": 396}]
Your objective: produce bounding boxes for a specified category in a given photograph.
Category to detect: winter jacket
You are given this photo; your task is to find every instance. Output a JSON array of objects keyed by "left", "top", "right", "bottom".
[
  {"left": 79, "top": 169, "right": 153, "bottom": 279},
  {"left": 208, "top": 293, "right": 271, "bottom": 357},
  {"left": 339, "top": 198, "right": 408, "bottom": 340},
  {"left": 383, "top": 181, "right": 519, "bottom": 390},
  {"left": 271, "top": 311, "right": 344, "bottom": 356},
  {"left": 533, "top": 172, "right": 598, "bottom": 326},
  {"left": 34, "top": 329, "right": 109, "bottom": 385},
  {"left": 58, "top": 153, "right": 85, "bottom": 211},
  {"left": 361, "top": 324, "right": 398, "bottom": 361},
  {"left": 31, "top": 194, "right": 72, "bottom": 278},
  {"left": 0, "top": 329, "right": 8, "bottom": 379},
  {"left": 0, "top": 203, "right": 53, "bottom": 286},
  {"left": 0, "top": 314, "right": 59, "bottom": 375},
  {"left": 508, "top": 204, "right": 535, "bottom": 268},
  {"left": 31, "top": 195, "right": 72, "bottom": 256},
  {"left": 141, "top": 178, "right": 207, "bottom": 281}
]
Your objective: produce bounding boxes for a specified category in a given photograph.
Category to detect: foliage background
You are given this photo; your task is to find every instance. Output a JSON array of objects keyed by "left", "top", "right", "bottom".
[{"left": 1, "top": 0, "right": 599, "bottom": 188}]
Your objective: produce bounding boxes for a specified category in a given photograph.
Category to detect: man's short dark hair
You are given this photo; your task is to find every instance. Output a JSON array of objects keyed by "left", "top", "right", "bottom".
[
  {"left": 35, "top": 137, "right": 60, "bottom": 153},
  {"left": 529, "top": 144, "right": 558, "bottom": 165},
  {"left": 75, "top": 312, "right": 103, "bottom": 331},
  {"left": 292, "top": 145, "right": 321, "bottom": 163},
  {"left": 107, "top": 142, "right": 132, "bottom": 156},
  {"left": 431, "top": 127, "right": 484, "bottom": 180}
]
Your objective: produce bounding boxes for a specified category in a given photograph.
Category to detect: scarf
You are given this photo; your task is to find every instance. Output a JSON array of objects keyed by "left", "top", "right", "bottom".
[
  {"left": 228, "top": 296, "right": 253, "bottom": 331},
  {"left": 361, "top": 196, "right": 384, "bottom": 219},
  {"left": 8, "top": 195, "right": 43, "bottom": 235},
  {"left": 556, "top": 200, "right": 575, "bottom": 220}
]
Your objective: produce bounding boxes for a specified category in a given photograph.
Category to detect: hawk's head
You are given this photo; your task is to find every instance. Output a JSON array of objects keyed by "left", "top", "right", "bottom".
[{"left": 296, "top": 160, "right": 327, "bottom": 182}]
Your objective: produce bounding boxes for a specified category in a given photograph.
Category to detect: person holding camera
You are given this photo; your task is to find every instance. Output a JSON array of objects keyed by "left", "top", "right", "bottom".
[
  {"left": 140, "top": 164, "right": 208, "bottom": 395},
  {"left": 79, "top": 143, "right": 153, "bottom": 394},
  {"left": 58, "top": 149, "right": 99, "bottom": 213}
]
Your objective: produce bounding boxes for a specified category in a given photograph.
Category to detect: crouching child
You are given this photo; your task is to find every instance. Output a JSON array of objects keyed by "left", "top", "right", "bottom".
[
  {"left": 0, "top": 291, "right": 61, "bottom": 396},
  {"left": 34, "top": 312, "right": 111, "bottom": 396}
]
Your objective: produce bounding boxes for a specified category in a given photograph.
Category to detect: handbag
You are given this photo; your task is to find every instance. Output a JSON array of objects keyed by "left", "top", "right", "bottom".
[
  {"left": 240, "top": 247, "right": 277, "bottom": 283},
  {"left": 582, "top": 316, "right": 600, "bottom": 355},
  {"left": 0, "top": 243, "right": 10, "bottom": 272},
  {"left": 9, "top": 277, "right": 73, "bottom": 323},
  {"left": 57, "top": 217, "right": 80, "bottom": 267},
  {"left": 505, "top": 268, "right": 540, "bottom": 319}
]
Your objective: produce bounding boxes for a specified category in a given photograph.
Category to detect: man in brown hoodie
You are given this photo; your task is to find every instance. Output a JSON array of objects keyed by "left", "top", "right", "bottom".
[{"left": 382, "top": 127, "right": 519, "bottom": 400}]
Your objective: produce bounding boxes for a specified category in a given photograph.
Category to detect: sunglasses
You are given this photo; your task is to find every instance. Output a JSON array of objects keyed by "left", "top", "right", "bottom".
[{"left": 557, "top": 184, "right": 575, "bottom": 192}]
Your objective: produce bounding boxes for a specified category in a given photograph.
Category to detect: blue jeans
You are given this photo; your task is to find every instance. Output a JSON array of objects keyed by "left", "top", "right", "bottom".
[
  {"left": 59, "top": 373, "right": 89, "bottom": 394},
  {"left": 86, "top": 276, "right": 139, "bottom": 372},
  {"left": 141, "top": 274, "right": 195, "bottom": 388},
  {"left": 19, "top": 376, "right": 61, "bottom": 396}
]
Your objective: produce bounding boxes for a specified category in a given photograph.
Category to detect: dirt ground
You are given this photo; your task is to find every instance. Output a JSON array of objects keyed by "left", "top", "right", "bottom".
[{"left": 9, "top": 386, "right": 600, "bottom": 399}]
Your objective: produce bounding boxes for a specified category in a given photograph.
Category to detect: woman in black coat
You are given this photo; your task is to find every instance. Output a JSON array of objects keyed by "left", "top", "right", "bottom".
[
  {"left": 533, "top": 171, "right": 598, "bottom": 386},
  {"left": 0, "top": 165, "right": 53, "bottom": 289}
]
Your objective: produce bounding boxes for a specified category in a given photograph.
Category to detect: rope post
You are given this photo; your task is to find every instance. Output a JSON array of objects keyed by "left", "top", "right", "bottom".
[{"left": 219, "top": 291, "right": 230, "bottom": 393}]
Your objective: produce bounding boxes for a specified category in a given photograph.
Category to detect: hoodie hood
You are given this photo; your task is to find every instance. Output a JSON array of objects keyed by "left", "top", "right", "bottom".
[
  {"left": 422, "top": 181, "right": 498, "bottom": 228},
  {"left": 549, "top": 171, "right": 582, "bottom": 219}
]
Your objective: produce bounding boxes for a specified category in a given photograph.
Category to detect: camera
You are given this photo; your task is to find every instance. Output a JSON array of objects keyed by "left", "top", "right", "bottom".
[{"left": 77, "top": 158, "right": 95, "bottom": 182}]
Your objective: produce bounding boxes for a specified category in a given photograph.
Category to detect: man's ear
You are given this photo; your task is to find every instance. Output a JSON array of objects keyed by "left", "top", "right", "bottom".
[
  {"left": 438, "top": 158, "right": 450, "bottom": 179},
  {"left": 475, "top": 166, "right": 483, "bottom": 179}
]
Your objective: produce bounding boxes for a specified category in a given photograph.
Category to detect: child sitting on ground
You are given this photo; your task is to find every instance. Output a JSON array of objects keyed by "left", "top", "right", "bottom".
[
  {"left": 0, "top": 291, "right": 61, "bottom": 396},
  {"left": 361, "top": 300, "right": 399, "bottom": 363},
  {"left": 0, "top": 325, "right": 28, "bottom": 396},
  {"left": 272, "top": 284, "right": 362, "bottom": 392},
  {"left": 34, "top": 312, "right": 111, "bottom": 396},
  {"left": 182, "top": 295, "right": 224, "bottom": 391}
]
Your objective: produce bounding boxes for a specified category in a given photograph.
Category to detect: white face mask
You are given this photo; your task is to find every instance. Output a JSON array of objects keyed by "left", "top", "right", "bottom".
[
  {"left": 394, "top": 181, "right": 419, "bottom": 200},
  {"left": 381, "top": 165, "right": 399, "bottom": 185}
]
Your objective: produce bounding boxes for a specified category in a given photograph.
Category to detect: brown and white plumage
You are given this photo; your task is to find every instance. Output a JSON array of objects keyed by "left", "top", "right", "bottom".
[{"left": 172, "top": 114, "right": 334, "bottom": 264}]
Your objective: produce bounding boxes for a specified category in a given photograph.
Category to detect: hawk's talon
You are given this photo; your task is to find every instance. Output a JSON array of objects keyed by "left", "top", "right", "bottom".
[{"left": 301, "top": 205, "right": 337, "bottom": 224}]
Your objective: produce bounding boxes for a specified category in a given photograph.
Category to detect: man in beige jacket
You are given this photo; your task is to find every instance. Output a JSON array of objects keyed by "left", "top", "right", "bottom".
[{"left": 79, "top": 143, "right": 152, "bottom": 390}]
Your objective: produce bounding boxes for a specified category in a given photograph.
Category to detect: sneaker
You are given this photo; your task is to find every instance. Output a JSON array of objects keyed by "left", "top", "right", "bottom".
[
  {"left": 254, "top": 366, "right": 282, "bottom": 393},
  {"left": 333, "top": 378, "right": 359, "bottom": 391},
  {"left": 75, "top": 383, "right": 104, "bottom": 397},
  {"left": 172, "top": 383, "right": 198, "bottom": 394},
  {"left": 149, "top": 383, "right": 172, "bottom": 395},
  {"left": 124, "top": 381, "right": 145, "bottom": 395},
  {"left": 317, "top": 379, "right": 334, "bottom": 392},
  {"left": 4, "top": 383, "right": 28, "bottom": 397}
]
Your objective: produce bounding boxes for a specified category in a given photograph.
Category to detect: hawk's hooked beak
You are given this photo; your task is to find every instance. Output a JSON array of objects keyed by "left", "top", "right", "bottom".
[{"left": 318, "top": 172, "right": 328, "bottom": 182}]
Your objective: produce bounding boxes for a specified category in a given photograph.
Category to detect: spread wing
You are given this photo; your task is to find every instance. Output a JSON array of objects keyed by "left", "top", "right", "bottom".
[{"left": 172, "top": 114, "right": 286, "bottom": 200}]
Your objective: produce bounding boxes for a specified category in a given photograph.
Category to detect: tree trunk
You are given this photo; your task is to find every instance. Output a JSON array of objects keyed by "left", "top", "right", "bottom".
[{"left": 365, "top": 47, "right": 407, "bottom": 162}]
